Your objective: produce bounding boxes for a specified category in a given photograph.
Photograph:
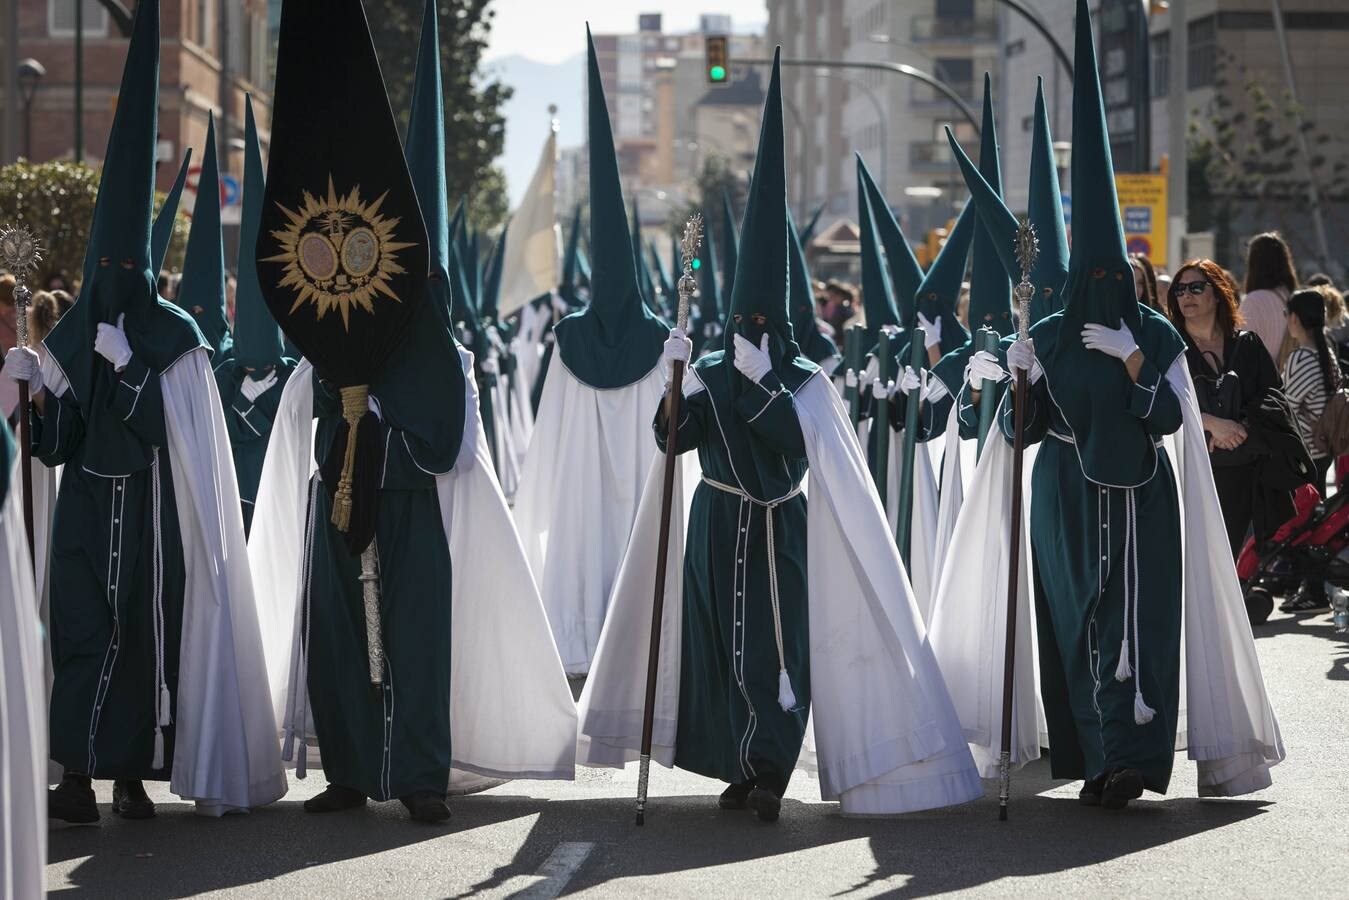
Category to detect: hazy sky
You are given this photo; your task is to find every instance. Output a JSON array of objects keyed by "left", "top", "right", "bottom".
[{"left": 486, "top": 0, "right": 769, "bottom": 64}]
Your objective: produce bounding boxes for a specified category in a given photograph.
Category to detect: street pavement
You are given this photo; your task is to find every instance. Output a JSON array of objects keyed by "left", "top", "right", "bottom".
[{"left": 47, "top": 608, "right": 1347, "bottom": 898}]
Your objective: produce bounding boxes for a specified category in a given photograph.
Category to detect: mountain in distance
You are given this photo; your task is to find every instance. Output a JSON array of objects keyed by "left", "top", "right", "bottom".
[{"left": 487, "top": 52, "right": 585, "bottom": 210}]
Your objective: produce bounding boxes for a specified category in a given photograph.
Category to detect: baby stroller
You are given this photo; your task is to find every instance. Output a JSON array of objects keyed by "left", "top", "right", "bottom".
[{"left": 1237, "top": 484, "right": 1349, "bottom": 625}]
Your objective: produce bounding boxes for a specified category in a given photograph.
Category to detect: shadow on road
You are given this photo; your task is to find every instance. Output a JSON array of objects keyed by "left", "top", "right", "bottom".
[
  {"left": 448, "top": 760, "right": 1270, "bottom": 898},
  {"left": 1252, "top": 612, "right": 1349, "bottom": 680}
]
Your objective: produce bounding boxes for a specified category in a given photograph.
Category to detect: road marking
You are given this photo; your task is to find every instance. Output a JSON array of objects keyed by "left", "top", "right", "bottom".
[{"left": 509, "top": 842, "right": 595, "bottom": 900}]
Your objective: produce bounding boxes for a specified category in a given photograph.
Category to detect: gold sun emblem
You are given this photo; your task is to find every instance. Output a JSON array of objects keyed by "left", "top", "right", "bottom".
[{"left": 263, "top": 176, "right": 415, "bottom": 329}]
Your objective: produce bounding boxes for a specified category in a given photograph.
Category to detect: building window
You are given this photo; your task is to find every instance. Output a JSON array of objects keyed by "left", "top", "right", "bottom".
[
  {"left": 1188, "top": 15, "right": 1216, "bottom": 89},
  {"left": 934, "top": 57, "right": 974, "bottom": 99},
  {"left": 1152, "top": 31, "right": 1169, "bottom": 98},
  {"left": 936, "top": 0, "right": 975, "bottom": 19},
  {"left": 48, "top": 0, "right": 107, "bottom": 38}
]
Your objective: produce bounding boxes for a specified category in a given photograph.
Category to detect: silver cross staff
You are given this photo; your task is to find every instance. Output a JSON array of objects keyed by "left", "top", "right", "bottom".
[{"left": 0, "top": 223, "right": 45, "bottom": 571}]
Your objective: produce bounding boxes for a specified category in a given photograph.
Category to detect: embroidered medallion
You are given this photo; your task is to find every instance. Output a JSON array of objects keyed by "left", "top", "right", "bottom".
[{"left": 263, "top": 176, "right": 415, "bottom": 329}]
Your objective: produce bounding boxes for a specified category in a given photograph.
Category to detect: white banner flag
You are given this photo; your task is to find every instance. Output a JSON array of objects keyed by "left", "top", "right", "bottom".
[{"left": 498, "top": 125, "right": 560, "bottom": 316}]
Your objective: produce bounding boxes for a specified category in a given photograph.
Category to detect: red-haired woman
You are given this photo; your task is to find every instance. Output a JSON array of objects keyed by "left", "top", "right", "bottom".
[{"left": 1167, "top": 259, "right": 1305, "bottom": 557}]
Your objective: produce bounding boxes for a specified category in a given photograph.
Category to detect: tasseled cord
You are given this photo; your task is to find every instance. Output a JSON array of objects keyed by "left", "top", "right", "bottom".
[
  {"left": 1112, "top": 488, "right": 1155, "bottom": 725},
  {"left": 285, "top": 478, "right": 320, "bottom": 780},
  {"left": 765, "top": 499, "right": 798, "bottom": 712},
  {"left": 150, "top": 449, "right": 172, "bottom": 770}
]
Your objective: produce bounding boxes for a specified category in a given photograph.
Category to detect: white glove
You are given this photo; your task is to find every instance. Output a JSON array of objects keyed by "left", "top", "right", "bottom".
[
  {"left": 923, "top": 372, "right": 950, "bottom": 404},
  {"left": 1006, "top": 338, "right": 1044, "bottom": 385},
  {"left": 2, "top": 347, "right": 43, "bottom": 395},
  {"left": 897, "top": 365, "right": 922, "bottom": 396},
  {"left": 733, "top": 333, "right": 773, "bottom": 384},
  {"left": 95, "top": 314, "right": 133, "bottom": 371},
  {"left": 966, "top": 350, "right": 1007, "bottom": 389},
  {"left": 862, "top": 355, "right": 879, "bottom": 384},
  {"left": 1081, "top": 322, "right": 1139, "bottom": 362},
  {"left": 663, "top": 328, "right": 693, "bottom": 365},
  {"left": 480, "top": 355, "right": 500, "bottom": 376},
  {"left": 551, "top": 293, "right": 570, "bottom": 314},
  {"left": 844, "top": 368, "right": 859, "bottom": 388},
  {"left": 871, "top": 377, "right": 894, "bottom": 400},
  {"left": 917, "top": 313, "right": 942, "bottom": 350},
  {"left": 239, "top": 369, "right": 279, "bottom": 403}
]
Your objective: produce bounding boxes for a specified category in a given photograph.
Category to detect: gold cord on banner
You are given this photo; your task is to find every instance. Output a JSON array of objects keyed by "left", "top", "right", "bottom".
[{"left": 331, "top": 385, "right": 370, "bottom": 531}]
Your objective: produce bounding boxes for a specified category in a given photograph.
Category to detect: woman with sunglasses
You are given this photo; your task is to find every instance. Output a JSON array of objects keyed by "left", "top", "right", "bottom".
[{"left": 1166, "top": 260, "right": 1301, "bottom": 558}]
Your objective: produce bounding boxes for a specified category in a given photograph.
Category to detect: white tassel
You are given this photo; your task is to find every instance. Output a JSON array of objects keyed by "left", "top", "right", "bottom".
[
  {"left": 777, "top": 668, "right": 797, "bottom": 712},
  {"left": 281, "top": 727, "right": 295, "bottom": 763},
  {"left": 158, "top": 684, "right": 172, "bottom": 726},
  {"left": 1134, "top": 690, "right": 1156, "bottom": 725},
  {"left": 1114, "top": 639, "right": 1132, "bottom": 681},
  {"left": 152, "top": 728, "right": 165, "bottom": 770},
  {"left": 296, "top": 739, "right": 308, "bottom": 779}
]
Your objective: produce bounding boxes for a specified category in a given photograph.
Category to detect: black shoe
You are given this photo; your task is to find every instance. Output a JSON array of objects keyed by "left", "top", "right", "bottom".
[
  {"left": 1078, "top": 773, "right": 1107, "bottom": 807},
  {"left": 718, "top": 781, "right": 753, "bottom": 810},
  {"left": 1100, "top": 768, "right": 1145, "bottom": 810},
  {"left": 303, "top": 784, "right": 368, "bottom": 814},
  {"left": 112, "top": 780, "right": 156, "bottom": 820},
  {"left": 1281, "top": 588, "right": 1330, "bottom": 613},
  {"left": 49, "top": 772, "right": 99, "bottom": 824},
  {"left": 400, "top": 791, "right": 451, "bottom": 823},
  {"left": 746, "top": 787, "right": 781, "bottom": 823}
]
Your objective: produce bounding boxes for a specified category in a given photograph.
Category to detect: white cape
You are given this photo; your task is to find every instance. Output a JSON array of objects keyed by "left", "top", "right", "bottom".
[
  {"left": 927, "top": 360, "right": 1285, "bottom": 795},
  {"left": 933, "top": 403, "right": 977, "bottom": 581},
  {"left": 1, "top": 452, "right": 46, "bottom": 898},
  {"left": 513, "top": 360, "right": 667, "bottom": 675},
  {"left": 872, "top": 422, "right": 942, "bottom": 625},
  {"left": 577, "top": 370, "right": 983, "bottom": 816},
  {"left": 250, "top": 354, "right": 577, "bottom": 790},
  {"left": 42, "top": 348, "right": 288, "bottom": 814}
]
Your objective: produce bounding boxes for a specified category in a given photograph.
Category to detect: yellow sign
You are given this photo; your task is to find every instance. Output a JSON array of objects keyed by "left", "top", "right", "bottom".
[{"left": 1115, "top": 173, "right": 1168, "bottom": 268}]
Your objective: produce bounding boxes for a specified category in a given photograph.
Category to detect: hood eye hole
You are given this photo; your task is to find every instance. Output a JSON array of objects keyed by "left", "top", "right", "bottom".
[
  {"left": 1114, "top": 271, "right": 1124, "bottom": 281},
  {"left": 98, "top": 256, "right": 111, "bottom": 267},
  {"left": 1091, "top": 267, "right": 1106, "bottom": 280},
  {"left": 1043, "top": 286, "right": 1054, "bottom": 297},
  {"left": 120, "top": 258, "right": 135, "bottom": 270}
]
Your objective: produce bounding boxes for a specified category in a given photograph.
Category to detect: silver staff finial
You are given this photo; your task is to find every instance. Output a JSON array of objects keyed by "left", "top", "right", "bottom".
[{"left": 676, "top": 213, "right": 704, "bottom": 333}]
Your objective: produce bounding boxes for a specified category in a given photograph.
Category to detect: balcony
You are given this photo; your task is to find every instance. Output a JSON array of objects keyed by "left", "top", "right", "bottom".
[
  {"left": 909, "top": 139, "right": 978, "bottom": 173},
  {"left": 910, "top": 16, "right": 999, "bottom": 43}
]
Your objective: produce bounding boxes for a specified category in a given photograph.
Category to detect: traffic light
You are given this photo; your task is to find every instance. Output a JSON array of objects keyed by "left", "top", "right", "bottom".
[{"left": 705, "top": 35, "right": 729, "bottom": 86}]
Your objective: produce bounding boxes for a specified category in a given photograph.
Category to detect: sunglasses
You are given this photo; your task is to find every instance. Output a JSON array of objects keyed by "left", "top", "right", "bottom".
[{"left": 1171, "top": 279, "right": 1211, "bottom": 296}]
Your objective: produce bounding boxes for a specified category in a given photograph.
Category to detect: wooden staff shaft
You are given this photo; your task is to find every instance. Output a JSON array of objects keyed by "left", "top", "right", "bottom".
[{"left": 997, "top": 364, "right": 1028, "bottom": 821}]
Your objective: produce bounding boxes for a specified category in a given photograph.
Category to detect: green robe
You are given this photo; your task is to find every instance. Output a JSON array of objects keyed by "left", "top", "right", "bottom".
[
  {"left": 657, "top": 355, "right": 813, "bottom": 792},
  {"left": 215, "top": 360, "right": 297, "bottom": 534},
  {"left": 993, "top": 311, "right": 1185, "bottom": 792},
  {"left": 33, "top": 356, "right": 188, "bottom": 780},
  {"left": 303, "top": 373, "right": 455, "bottom": 801}
]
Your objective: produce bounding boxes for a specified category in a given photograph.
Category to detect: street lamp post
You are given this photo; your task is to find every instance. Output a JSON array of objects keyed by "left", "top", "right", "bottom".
[{"left": 17, "top": 59, "right": 46, "bottom": 161}]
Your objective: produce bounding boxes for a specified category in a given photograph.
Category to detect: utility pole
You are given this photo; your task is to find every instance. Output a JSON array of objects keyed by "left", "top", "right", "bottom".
[
  {"left": 1167, "top": 0, "right": 1187, "bottom": 268},
  {"left": 1270, "top": 0, "right": 1332, "bottom": 274},
  {"left": 74, "top": 0, "right": 83, "bottom": 163}
]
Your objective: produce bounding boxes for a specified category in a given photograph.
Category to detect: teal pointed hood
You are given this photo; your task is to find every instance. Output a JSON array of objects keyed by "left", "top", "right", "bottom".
[
  {"left": 697, "top": 215, "right": 722, "bottom": 333},
  {"left": 177, "top": 113, "right": 231, "bottom": 357},
  {"left": 43, "top": 0, "right": 204, "bottom": 473},
  {"left": 720, "top": 189, "right": 740, "bottom": 303},
  {"left": 915, "top": 199, "right": 975, "bottom": 330},
  {"left": 151, "top": 147, "right": 191, "bottom": 277},
  {"left": 232, "top": 95, "right": 285, "bottom": 369},
  {"left": 855, "top": 156, "right": 900, "bottom": 345},
  {"left": 856, "top": 155, "right": 922, "bottom": 325},
  {"left": 552, "top": 26, "right": 667, "bottom": 389},
  {"left": 481, "top": 221, "right": 508, "bottom": 322},
  {"left": 798, "top": 203, "right": 825, "bottom": 246},
  {"left": 1065, "top": 0, "right": 1135, "bottom": 332},
  {"left": 943, "top": 77, "right": 1069, "bottom": 326},
  {"left": 789, "top": 210, "right": 837, "bottom": 363},
  {"left": 965, "top": 74, "right": 1013, "bottom": 338},
  {"left": 630, "top": 195, "right": 658, "bottom": 313},
  {"left": 726, "top": 48, "right": 794, "bottom": 354}
]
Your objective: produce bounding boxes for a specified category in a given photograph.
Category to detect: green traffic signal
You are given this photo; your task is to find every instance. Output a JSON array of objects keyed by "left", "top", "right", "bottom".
[
  {"left": 692, "top": 258, "right": 702, "bottom": 270},
  {"left": 709, "top": 65, "right": 726, "bottom": 82}
]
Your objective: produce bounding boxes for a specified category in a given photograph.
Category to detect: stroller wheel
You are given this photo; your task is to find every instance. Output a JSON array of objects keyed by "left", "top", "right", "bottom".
[{"left": 1245, "top": 587, "right": 1274, "bottom": 627}]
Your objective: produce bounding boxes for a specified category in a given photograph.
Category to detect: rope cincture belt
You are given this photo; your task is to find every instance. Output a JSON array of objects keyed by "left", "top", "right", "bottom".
[
  {"left": 701, "top": 475, "right": 804, "bottom": 713},
  {"left": 1046, "top": 431, "right": 1157, "bottom": 726}
]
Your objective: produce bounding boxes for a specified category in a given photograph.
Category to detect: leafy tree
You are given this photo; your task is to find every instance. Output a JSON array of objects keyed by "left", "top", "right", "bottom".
[
  {"left": 366, "top": 0, "right": 513, "bottom": 232},
  {"left": 1187, "top": 49, "right": 1349, "bottom": 268},
  {"left": 674, "top": 153, "right": 748, "bottom": 264},
  {"left": 0, "top": 159, "right": 187, "bottom": 288}
]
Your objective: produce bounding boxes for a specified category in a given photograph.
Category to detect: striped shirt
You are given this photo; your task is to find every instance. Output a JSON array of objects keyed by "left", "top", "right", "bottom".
[{"left": 1284, "top": 345, "right": 1332, "bottom": 458}]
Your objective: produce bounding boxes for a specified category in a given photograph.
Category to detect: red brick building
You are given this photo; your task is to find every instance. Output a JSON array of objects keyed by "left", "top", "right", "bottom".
[{"left": 3, "top": 0, "right": 272, "bottom": 219}]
